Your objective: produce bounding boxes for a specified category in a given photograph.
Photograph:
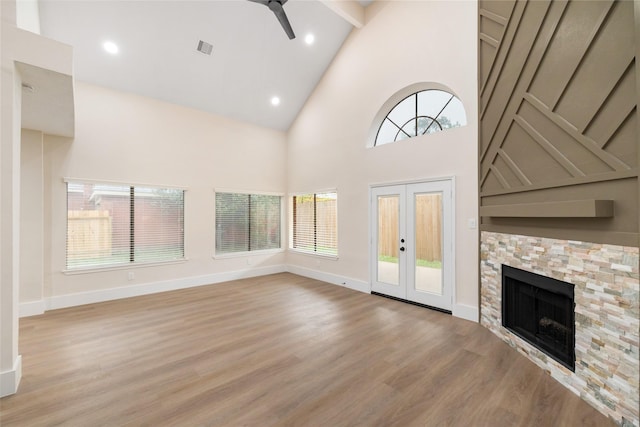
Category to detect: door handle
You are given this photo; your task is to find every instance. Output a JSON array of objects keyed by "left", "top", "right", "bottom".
[{"left": 400, "top": 247, "right": 405, "bottom": 252}]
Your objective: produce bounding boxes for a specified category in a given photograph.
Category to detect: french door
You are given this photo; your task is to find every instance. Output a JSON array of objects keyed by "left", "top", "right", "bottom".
[{"left": 370, "top": 180, "right": 453, "bottom": 311}]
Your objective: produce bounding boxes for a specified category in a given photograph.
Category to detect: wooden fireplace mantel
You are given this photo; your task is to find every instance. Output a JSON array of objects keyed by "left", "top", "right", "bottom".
[{"left": 479, "top": 199, "right": 614, "bottom": 218}]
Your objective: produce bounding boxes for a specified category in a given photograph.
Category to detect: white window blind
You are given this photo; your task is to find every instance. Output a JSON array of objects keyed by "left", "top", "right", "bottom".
[
  {"left": 291, "top": 192, "right": 337, "bottom": 256},
  {"left": 215, "top": 192, "right": 281, "bottom": 255},
  {"left": 66, "top": 181, "right": 185, "bottom": 270},
  {"left": 133, "top": 187, "right": 185, "bottom": 263}
]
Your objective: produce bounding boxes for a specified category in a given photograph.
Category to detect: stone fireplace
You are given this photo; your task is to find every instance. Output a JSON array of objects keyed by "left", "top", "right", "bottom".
[
  {"left": 481, "top": 232, "right": 639, "bottom": 426},
  {"left": 502, "top": 265, "right": 575, "bottom": 371}
]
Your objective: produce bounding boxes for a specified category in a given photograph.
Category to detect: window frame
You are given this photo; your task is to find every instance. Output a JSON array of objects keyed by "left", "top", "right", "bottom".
[
  {"left": 64, "top": 178, "right": 187, "bottom": 274},
  {"left": 367, "top": 82, "right": 467, "bottom": 148},
  {"left": 213, "top": 189, "right": 285, "bottom": 259},
  {"left": 289, "top": 190, "right": 338, "bottom": 259}
]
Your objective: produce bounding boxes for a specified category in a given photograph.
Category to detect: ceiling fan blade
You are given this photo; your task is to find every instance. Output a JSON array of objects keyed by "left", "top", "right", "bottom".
[{"left": 268, "top": 1, "right": 296, "bottom": 40}]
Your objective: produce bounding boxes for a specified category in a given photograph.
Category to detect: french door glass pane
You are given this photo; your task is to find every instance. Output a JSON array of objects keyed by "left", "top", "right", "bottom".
[
  {"left": 414, "top": 193, "right": 443, "bottom": 295},
  {"left": 377, "top": 195, "right": 399, "bottom": 286}
]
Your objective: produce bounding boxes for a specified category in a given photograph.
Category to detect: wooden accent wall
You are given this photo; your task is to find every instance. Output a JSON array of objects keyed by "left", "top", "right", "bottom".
[{"left": 479, "top": 0, "right": 639, "bottom": 246}]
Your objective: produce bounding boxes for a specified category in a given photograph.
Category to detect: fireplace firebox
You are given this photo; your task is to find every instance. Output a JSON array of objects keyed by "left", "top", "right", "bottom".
[{"left": 502, "top": 265, "right": 575, "bottom": 371}]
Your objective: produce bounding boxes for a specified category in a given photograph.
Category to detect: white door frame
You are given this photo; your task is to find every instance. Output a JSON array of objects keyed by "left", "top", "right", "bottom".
[
  {"left": 369, "top": 177, "right": 455, "bottom": 312},
  {"left": 370, "top": 185, "right": 407, "bottom": 299}
]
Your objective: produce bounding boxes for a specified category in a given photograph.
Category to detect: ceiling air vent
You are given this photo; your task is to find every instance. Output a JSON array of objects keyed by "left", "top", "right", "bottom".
[{"left": 197, "top": 40, "right": 213, "bottom": 55}]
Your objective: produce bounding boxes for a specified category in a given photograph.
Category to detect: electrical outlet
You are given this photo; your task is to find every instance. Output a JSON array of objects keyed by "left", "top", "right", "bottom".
[
  {"left": 468, "top": 218, "right": 477, "bottom": 229},
  {"left": 128, "top": 271, "right": 135, "bottom": 281}
]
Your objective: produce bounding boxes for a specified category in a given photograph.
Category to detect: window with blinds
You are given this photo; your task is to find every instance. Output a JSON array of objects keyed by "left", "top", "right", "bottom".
[
  {"left": 215, "top": 192, "right": 282, "bottom": 255},
  {"left": 291, "top": 192, "right": 338, "bottom": 257},
  {"left": 66, "top": 181, "right": 185, "bottom": 270}
]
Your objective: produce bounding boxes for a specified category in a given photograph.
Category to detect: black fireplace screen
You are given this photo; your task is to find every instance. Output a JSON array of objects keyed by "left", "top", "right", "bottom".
[{"left": 502, "top": 265, "right": 575, "bottom": 371}]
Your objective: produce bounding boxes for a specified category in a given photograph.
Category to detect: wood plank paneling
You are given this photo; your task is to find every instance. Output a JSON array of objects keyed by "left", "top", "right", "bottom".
[
  {"left": 0, "top": 274, "right": 615, "bottom": 426},
  {"left": 479, "top": 0, "right": 638, "bottom": 246}
]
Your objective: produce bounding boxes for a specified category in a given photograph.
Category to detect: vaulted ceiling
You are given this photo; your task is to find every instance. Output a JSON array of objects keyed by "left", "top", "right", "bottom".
[{"left": 38, "top": 0, "right": 366, "bottom": 131}]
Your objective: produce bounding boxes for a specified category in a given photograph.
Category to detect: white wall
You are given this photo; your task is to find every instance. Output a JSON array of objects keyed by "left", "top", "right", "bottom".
[
  {"left": 20, "top": 129, "right": 43, "bottom": 305},
  {"left": 36, "top": 82, "right": 287, "bottom": 307},
  {"left": 286, "top": 1, "right": 479, "bottom": 316},
  {"left": 16, "top": 0, "right": 40, "bottom": 35}
]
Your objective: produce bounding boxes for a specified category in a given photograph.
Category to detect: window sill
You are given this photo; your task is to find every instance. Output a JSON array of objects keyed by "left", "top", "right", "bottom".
[{"left": 63, "top": 258, "right": 188, "bottom": 275}]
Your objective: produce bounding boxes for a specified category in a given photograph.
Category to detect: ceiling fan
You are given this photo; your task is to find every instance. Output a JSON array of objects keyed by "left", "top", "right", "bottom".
[{"left": 248, "top": 0, "right": 296, "bottom": 40}]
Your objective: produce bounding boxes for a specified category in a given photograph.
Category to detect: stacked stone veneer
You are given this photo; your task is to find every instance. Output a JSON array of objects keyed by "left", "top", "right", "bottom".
[{"left": 480, "top": 232, "right": 639, "bottom": 427}]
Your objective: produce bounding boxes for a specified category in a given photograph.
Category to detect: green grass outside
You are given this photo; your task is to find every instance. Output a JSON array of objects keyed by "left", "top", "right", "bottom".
[{"left": 378, "top": 254, "right": 442, "bottom": 269}]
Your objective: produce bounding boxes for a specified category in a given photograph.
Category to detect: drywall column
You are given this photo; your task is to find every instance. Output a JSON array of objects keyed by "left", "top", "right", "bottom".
[
  {"left": 20, "top": 129, "right": 43, "bottom": 315},
  {"left": 0, "top": 0, "right": 22, "bottom": 397}
]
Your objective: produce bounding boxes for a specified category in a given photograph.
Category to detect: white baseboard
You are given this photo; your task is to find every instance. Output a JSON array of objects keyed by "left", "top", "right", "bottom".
[
  {"left": 44, "top": 264, "right": 286, "bottom": 311},
  {"left": 19, "top": 264, "right": 476, "bottom": 324},
  {"left": 19, "top": 300, "right": 46, "bottom": 317},
  {"left": 286, "top": 265, "right": 370, "bottom": 294},
  {"left": 453, "top": 303, "right": 479, "bottom": 322},
  {"left": 0, "top": 355, "right": 22, "bottom": 397}
]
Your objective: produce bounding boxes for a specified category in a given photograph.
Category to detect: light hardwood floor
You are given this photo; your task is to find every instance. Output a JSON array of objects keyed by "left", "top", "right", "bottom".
[{"left": 0, "top": 273, "right": 614, "bottom": 426}]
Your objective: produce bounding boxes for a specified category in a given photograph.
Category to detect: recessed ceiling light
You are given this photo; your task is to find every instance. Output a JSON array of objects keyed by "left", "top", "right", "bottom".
[
  {"left": 103, "top": 41, "right": 119, "bottom": 55},
  {"left": 271, "top": 96, "right": 281, "bottom": 106},
  {"left": 304, "top": 33, "right": 315, "bottom": 45}
]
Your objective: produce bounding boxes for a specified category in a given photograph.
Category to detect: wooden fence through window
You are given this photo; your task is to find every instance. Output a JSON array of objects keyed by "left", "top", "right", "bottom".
[
  {"left": 67, "top": 210, "right": 112, "bottom": 260},
  {"left": 293, "top": 199, "right": 337, "bottom": 251},
  {"left": 377, "top": 195, "right": 442, "bottom": 261}
]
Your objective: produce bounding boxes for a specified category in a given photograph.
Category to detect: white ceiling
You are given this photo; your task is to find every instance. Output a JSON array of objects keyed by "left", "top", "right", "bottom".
[{"left": 38, "top": 0, "right": 357, "bottom": 131}]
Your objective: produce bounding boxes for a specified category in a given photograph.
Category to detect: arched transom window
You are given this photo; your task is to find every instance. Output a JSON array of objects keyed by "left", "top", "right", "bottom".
[{"left": 374, "top": 89, "right": 467, "bottom": 146}]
